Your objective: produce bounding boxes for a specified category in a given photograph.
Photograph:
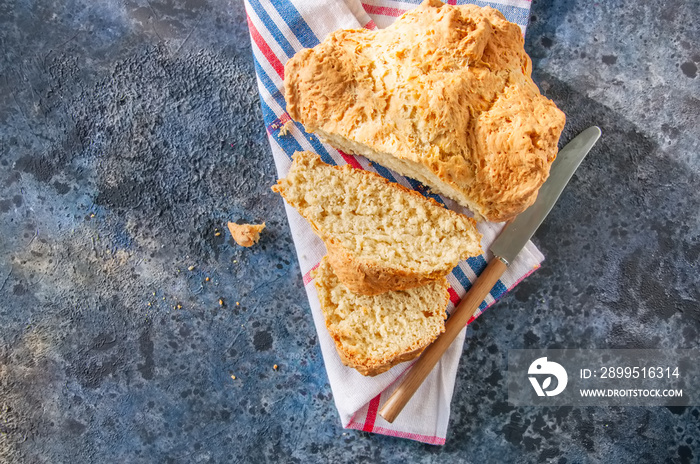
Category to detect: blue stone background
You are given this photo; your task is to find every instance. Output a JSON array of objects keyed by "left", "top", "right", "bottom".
[{"left": 0, "top": 0, "right": 698, "bottom": 462}]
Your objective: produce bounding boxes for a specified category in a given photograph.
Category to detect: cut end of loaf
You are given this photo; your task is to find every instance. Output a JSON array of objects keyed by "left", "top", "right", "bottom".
[
  {"left": 313, "top": 257, "right": 448, "bottom": 376},
  {"left": 314, "top": 128, "right": 490, "bottom": 221}
]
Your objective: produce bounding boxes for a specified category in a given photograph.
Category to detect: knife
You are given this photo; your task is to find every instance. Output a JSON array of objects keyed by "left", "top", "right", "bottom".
[{"left": 379, "top": 126, "right": 602, "bottom": 423}]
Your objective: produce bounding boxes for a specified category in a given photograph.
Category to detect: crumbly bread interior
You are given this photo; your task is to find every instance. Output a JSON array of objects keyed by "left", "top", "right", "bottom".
[
  {"left": 273, "top": 151, "right": 482, "bottom": 275},
  {"left": 314, "top": 257, "right": 447, "bottom": 376},
  {"left": 316, "top": 129, "right": 488, "bottom": 220}
]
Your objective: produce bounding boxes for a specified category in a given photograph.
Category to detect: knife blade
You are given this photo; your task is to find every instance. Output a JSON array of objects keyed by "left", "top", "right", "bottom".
[
  {"left": 490, "top": 125, "right": 602, "bottom": 265},
  {"left": 378, "top": 126, "right": 602, "bottom": 423}
]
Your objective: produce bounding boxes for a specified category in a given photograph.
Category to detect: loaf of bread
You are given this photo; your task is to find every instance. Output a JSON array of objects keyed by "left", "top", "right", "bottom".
[
  {"left": 272, "top": 151, "right": 482, "bottom": 295},
  {"left": 284, "top": 0, "right": 566, "bottom": 222},
  {"left": 313, "top": 256, "right": 448, "bottom": 376}
]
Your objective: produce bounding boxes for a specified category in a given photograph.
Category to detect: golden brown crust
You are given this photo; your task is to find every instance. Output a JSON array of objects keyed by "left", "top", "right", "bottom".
[
  {"left": 325, "top": 239, "right": 441, "bottom": 296},
  {"left": 334, "top": 343, "right": 428, "bottom": 377},
  {"left": 284, "top": 0, "right": 566, "bottom": 222}
]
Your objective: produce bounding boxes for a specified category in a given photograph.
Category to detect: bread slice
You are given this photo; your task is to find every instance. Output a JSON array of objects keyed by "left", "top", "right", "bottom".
[
  {"left": 272, "top": 151, "right": 482, "bottom": 295},
  {"left": 313, "top": 256, "right": 448, "bottom": 376},
  {"left": 284, "top": 0, "right": 566, "bottom": 222}
]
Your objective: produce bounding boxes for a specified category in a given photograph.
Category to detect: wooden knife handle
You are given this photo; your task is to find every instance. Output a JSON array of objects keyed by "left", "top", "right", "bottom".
[{"left": 378, "top": 257, "right": 508, "bottom": 423}]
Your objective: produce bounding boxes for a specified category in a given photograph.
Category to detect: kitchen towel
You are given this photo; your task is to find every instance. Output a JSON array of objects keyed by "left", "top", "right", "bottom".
[{"left": 243, "top": 0, "right": 539, "bottom": 445}]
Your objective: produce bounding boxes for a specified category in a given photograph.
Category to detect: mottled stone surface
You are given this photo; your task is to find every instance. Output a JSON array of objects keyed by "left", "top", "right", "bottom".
[{"left": 0, "top": 0, "right": 698, "bottom": 463}]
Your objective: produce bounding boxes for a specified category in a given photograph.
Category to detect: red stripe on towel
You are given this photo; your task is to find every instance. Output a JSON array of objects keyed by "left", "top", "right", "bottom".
[
  {"left": 363, "top": 394, "right": 382, "bottom": 432},
  {"left": 337, "top": 150, "right": 364, "bottom": 170},
  {"left": 302, "top": 262, "right": 320, "bottom": 286},
  {"left": 362, "top": 4, "right": 406, "bottom": 18},
  {"left": 447, "top": 287, "right": 461, "bottom": 307},
  {"left": 347, "top": 420, "right": 446, "bottom": 445},
  {"left": 247, "top": 15, "right": 285, "bottom": 79}
]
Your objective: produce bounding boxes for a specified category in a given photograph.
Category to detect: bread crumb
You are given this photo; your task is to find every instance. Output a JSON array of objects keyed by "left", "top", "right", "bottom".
[
  {"left": 231, "top": 375, "right": 236, "bottom": 380},
  {"left": 236, "top": 301, "right": 240, "bottom": 306},
  {"left": 187, "top": 265, "right": 195, "bottom": 271},
  {"left": 273, "top": 364, "right": 278, "bottom": 371},
  {"left": 227, "top": 222, "right": 266, "bottom": 247},
  {"left": 205, "top": 277, "right": 210, "bottom": 282},
  {"left": 219, "top": 298, "right": 224, "bottom": 306},
  {"left": 215, "top": 231, "right": 221, "bottom": 237},
  {"left": 278, "top": 120, "right": 293, "bottom": 136}
]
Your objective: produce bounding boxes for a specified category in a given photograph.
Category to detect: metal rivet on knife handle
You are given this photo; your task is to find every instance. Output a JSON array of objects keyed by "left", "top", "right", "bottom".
[{"left": 378, "top": 126, "right": 602, "bottom": 424}]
